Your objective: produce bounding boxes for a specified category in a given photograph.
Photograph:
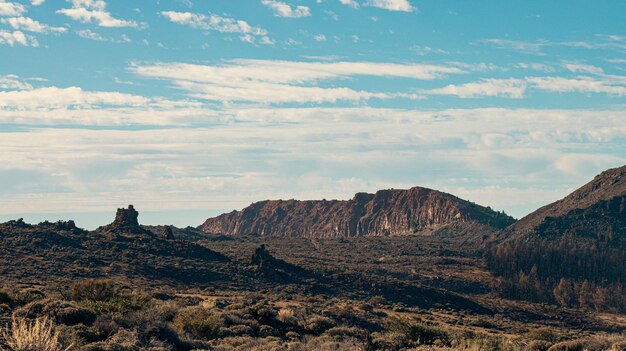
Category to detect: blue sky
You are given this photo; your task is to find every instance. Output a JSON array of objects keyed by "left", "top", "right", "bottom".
[{"left": 1, "top": 0, "right": 625, "bottom": 229}]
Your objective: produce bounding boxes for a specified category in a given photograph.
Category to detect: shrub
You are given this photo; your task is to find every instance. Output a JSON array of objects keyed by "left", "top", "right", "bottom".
[
  {"left": 324, "top": 326, "right": 369, "bottom": 342},
  {"left": 78, "top": 294, "right": 151, "bottom": 315},
  {"left": 13, "top": 299, "right": 97, "bottom": 326},
  {"left": 1, "top": 316, "right": 68, "bottom": 351},
  {"left": 276, "top": 308, "right": 297, "bottom": 325},
  {"left": 383, "top": 317, "right": 448, "bottom": 345},
  {"left": 71, "top": 280, "right": 117, "bottom": 302},
  {"left": 303, "top": 316, "right": 336, "bottom": 334},
  {"left": 172, "top": 306, "right": 223, "bottom": 340}
]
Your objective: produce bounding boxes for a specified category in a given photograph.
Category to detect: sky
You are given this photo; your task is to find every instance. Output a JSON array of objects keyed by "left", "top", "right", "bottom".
[{"left": 0, "top": 0, "right": 625, "bottom": 229}]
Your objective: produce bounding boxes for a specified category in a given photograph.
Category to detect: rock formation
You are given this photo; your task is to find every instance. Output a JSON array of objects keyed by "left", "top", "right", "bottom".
[
  {"left": 200, "top": 186, "right": 515, "bottom": 238},
  {"left": 251, "top": 245, "right": 280, "bottom": 279},
  {"left": 97, "top": 205, "right": 153, "bottom": 236}
]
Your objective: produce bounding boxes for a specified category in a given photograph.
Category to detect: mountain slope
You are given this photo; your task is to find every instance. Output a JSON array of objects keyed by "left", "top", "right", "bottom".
[
  {"left": 498, "top": 165, "right": 626, "bottom": 241},
  {"left": 486, "top": 165, "right": 626, "bottom": 311},
  {"left": 201, "top": 186, "right": 514, "bottom": 238}
]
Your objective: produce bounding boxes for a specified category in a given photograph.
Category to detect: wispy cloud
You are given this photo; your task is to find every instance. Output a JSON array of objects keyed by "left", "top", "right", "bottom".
[
  {"left": 425, "top": 78, "right": 527, "bottom": 98},
  {"left": 476, "top": 38, "right": 548, "bottom": 55},
  {"left": 261, "top": 0, "right": 311, "bottom": 18},
  {"left": 1, "top": 17, "right": 67, "bottom": 33},
  {"left": 130, "top": 60, "right": 464, "bottom": 104},
  {"left": 57, "top": 0, "right": 139, "bottom": 28},
  {"left": 161, "top": 11, "right": 272, "bottom": 44},
  {"left": 364, "top": 0, "right": 415, "bottom": 12},
  {"left": 0, "top": 30, "right": 38, "bottom": 46},
  {"left": 76, "top": 28, "right": 131, "bottom": 43},
  {"left": 424, "top": 71, "right": 626, "bottom": 98},
  {"left": 0, "top": 75, "right": 33, "bottom": 90},
  {"left": 0, "top": 1, "right": 26, "bottom": 17}
]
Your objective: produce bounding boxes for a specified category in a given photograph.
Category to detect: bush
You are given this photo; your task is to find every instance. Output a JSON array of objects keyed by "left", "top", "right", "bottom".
[
  {"left": 276, "top": 308, "right": 297, "bottom": 325},
  {"left": 13, "top": 299, "right": 97, "bottom": 326},
  {"left": 71, "top": 280, "right": 117, "bottom": 302},
  {"left": 383, "top": 317, "right": 448, "bottom": 345},
  {"left": 172, "top": 306, "right": 223, "bottom": 340},
  {"left": 1, "top": 316, "right": 67, "bottom": 351},
  {"left": 303, "top": 316, "right": 336, "bottom": 334},
  {"left": 78, "top": 294, "right": 151, "bottom": 315}
]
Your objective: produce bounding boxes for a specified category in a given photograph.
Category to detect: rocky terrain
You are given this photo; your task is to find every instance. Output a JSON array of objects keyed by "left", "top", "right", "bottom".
[
  {"left": 2, "top": 167, "right": 626, "bottom": 351},
  {"left": 200, "top": 186, "right": 514, "bottom": 238}
]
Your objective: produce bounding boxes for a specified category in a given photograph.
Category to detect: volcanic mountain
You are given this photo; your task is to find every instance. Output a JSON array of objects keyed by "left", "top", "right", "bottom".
[
  {"left": 498, "top": 164, "right": 626, "bottom": 242},
  {"left": 487, "top": 165, "right": 626, "bottom": 303},
  {"left": 200, "top": 186, "right": 515, "bottom": 238}
]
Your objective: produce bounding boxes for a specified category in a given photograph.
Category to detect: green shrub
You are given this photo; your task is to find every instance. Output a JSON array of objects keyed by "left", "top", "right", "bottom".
[{"left": 172, "top": 306, "right": 223, "bottom": 340}]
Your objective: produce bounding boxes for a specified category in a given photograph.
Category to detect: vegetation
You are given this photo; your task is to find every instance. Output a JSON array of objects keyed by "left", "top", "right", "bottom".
[{"left": 0, "top": 279, "right": 625, "bottom": 351}]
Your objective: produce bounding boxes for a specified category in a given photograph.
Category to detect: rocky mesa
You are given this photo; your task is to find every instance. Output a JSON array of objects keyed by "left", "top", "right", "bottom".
[{"left": 200, "top": 186, "right": 515, "bottom": 238}]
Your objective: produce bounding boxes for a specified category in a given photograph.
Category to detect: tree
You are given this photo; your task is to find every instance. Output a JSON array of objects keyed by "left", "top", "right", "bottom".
[{"left": 553, "top": 278, "right": 573, "bottom": 307}]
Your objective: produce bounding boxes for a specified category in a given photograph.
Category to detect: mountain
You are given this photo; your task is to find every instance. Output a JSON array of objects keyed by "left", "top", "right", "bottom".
[
  {"left": 200, "top": 186, "right": 514, "bottom": 238},
  {"left": 486, "top": 165, "right": 626, "bottom": 311},
  {"left": 497, "top": 164, "right": 626, "bottom": 241}
]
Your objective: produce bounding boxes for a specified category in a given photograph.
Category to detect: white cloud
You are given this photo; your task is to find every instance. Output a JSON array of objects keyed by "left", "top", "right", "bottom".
[
  {"left": 0, "top": 1, "right": 25, "bottom": 16},
  {"left": 0, "top": 75, "right": 33, "bottom": 90},
  {"left": 424, "top": 79, "right": 527, "bottom": 98},
  {"left": 160, "top": 11, "right": 268, "bottom": 41},
  {"left": 339, "top": 0, "right": 359, "bottom": 8},
  {"left": 0, "top": 30, "right": 38, "bottom": 47},
  {"left": 76, "top": 28, "right": 131, "bottom": 43},
  {"left": 0, "top": 86, "right": 151, "bottom": 108},
  {"left": 57, "top": 0, "right": 138, "bottom": 28},
  {"left": 563, "top": 63, "right": 604, "bottom": 75},
  {"left": 0, "top": 106, "right": 624, "bottom": 221},
  {"left": 261, "top": 0, "right": 311, "bottom": 18},
  {"left": 76, "top": 28, "right": 104, "bottom": 41},
  {"left": 130, "top": 60, "right": 463, "bottom": 104},
  {"left": 477, "top": 38, "right": 547, "bottom": 55},
  {"left": 1, "top": 17, "right": 67, "bottom": 33},
  {"left": 528, "top": 76, "right": 626, "bottom": 96},
  {"left": 364, "top": 0, "right": 414, "bottom": 12},
  {"left": 425, "top": 75, "right": 626, "bottom": 98},
  {"left": 31, "top": 0, "right": 45, "bottom": 5},
  {"left": 313, "top": 34, "right": 326, "bottom": 42}
]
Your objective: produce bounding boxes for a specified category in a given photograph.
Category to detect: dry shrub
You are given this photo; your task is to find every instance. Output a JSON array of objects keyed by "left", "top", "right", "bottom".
[
  {"left": 547, "top": 335, "right": 626, "bottom": 351},
  {"left": 71, "top": 280, "right": 117, "bottom": 302},
  {"left": 172, "top": 306, "right": 223, "bottom": 340},
  {"left": 1, "top": 316, "right": 68, "bottom": 351},
  {"left": 277, "top": 308, "right": 298, "bottom": 325}
]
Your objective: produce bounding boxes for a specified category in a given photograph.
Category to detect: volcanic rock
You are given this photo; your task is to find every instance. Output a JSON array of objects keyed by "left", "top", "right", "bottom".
[
  {"left": 97, "top": 205, "right": 153, "bottom": 236},
  {"left": 251, "top": 245, "right": 280, "bottom": 279},
  {"left": 200, "top": 186, "right": 514, "bottom": 238}
]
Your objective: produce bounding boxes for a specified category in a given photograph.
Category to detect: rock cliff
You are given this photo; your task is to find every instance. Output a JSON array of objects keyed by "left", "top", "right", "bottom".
[{"left": 200, "top": 186, "right": 514, "bottom": 237}]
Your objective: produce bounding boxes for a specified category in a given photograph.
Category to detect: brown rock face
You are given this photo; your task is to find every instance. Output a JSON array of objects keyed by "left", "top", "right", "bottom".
[{"left": 200, "top": 187, "right": 514, "bottom": 237}]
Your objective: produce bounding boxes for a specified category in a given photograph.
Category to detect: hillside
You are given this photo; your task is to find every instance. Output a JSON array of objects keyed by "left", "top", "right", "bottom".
[
  {"left": 200, "top": 186, "right": 514, "bottom": 238},
  {"left": 487, "top": 165, "right": 626, "bottom": 311},
  {"left": 498, "top": 165, "right": 626, "bottom": 240}
]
